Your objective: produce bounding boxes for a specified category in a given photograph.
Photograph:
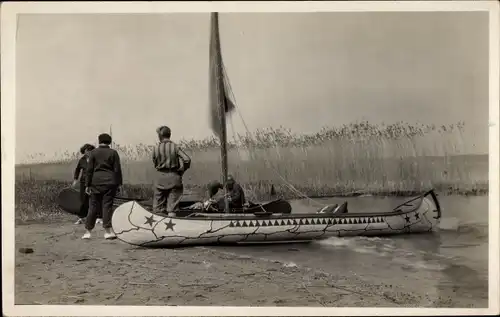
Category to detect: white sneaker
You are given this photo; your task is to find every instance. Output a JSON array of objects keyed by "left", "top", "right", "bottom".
[
  {"left": 82, "top": 231, "right": 91, "bottom": 239},
  {"left": 104, "top": 229, "right": 116, "bottom": 240},
  {"left": 96, "top": 218, "right": 103, "bottom": 224},
  {"left": 74, "top": 218, "right": 84, "bottom": 225}
]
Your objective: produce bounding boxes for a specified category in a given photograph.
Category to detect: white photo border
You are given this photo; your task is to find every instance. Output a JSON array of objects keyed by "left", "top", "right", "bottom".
[{"left": 2, "top": 1, "right": 499, "bottom": 316}]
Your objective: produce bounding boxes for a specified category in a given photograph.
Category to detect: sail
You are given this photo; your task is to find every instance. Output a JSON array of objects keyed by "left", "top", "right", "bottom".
[{"left": 209, "top": 12, "right": 235, "bottom": 139}]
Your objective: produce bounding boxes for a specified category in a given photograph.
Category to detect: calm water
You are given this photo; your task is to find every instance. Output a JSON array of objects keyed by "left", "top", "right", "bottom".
[{"left": 211, "top": 195, "right": 489, "bottom": 305}]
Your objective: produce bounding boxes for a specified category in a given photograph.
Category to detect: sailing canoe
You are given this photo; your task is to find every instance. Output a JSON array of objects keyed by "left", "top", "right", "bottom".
[{"left": 111, "top": 189, "right": 442, "bottom": 247}]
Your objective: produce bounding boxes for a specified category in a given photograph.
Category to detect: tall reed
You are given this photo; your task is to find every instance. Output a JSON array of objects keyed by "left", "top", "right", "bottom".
[{"left": 16, "top": 122, "right": 487, "bottom": 198}]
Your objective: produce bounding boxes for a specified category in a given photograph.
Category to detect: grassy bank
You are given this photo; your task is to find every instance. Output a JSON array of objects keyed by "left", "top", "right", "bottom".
[{"left": 15, "top": 123, "right": 488, "bottom": 222}]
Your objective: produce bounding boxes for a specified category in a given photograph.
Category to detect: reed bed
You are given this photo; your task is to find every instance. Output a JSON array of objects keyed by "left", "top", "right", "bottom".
[{"left": 15, "top": 122, "right": 488, "bottom": 222}]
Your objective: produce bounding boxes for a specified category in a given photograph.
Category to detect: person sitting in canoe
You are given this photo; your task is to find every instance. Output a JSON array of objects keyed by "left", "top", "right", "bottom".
[
  {"left": 199, "top": 181, "right": 223, "bottom": 212},
  {"left": 72, "top": 143, "right": 103, "bottom": 225},
  {"left": 203, "top": 176, "right": 247, "bottom": 212}
]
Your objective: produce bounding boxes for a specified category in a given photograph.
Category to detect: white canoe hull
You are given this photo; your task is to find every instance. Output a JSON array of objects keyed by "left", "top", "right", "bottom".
[{"left": 111, "top": 190, "right": 442, "bottom": 247}]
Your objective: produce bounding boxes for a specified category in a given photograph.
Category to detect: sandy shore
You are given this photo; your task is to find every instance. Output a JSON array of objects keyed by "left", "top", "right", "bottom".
[{"left": 14, "top": 221, "right": 482, "bottom": 307}]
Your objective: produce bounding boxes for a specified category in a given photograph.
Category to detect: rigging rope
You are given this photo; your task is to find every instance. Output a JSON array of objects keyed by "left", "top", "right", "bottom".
[{"left": 220, "top": 62, "right": 327, "bottom": 207}]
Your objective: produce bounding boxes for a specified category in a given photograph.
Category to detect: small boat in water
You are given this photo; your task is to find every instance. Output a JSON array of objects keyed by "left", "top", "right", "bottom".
[
  {"left": 112, "top": 189, "right": 441, "bottom": 247},
  {"left": 111, "top": 13, "right": 442, "bottom": 248}
]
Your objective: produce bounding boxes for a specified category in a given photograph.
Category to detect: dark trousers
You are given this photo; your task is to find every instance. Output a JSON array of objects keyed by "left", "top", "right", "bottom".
[
  {"left": 78, "top": 182, "right": 102, "bottom": 219},
  {"left": 85, "top": 185, "right": 117, "bottom": 230},
  {"left": 152, "top": 171, "right": 183, "bottom": 214},
  {"left": 78, "top": 182, "right": 90, "bottom": 219}
]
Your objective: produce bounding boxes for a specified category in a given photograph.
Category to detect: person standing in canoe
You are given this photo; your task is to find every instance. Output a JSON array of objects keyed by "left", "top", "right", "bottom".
[
  {"left": 82, "top": 133, "right": 123, "bottom": 240},
  {"left": 72, "top": 144, "right": 103, "bottom": 225},
  {"left": 152, "top": 126, "right": 191, "bottom": 216}
]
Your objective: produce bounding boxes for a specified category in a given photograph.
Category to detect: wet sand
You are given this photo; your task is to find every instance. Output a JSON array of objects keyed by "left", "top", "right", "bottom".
[{"left": 14, "top": 222, "right": 485, "bottom": 307}]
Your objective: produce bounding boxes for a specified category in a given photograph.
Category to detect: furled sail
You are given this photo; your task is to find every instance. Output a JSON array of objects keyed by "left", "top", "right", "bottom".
[
  {"left": 208, "top": 12, "right": 235, "bottom": 139},
  {"left": 208, "top": 12, "right": 235, "bottom": 212}
]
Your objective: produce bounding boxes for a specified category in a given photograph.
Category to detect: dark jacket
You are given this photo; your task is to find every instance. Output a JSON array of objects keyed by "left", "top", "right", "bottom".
[
  {"left": 228, "top": 183, "right": 246, "bottom": 208},
  {"left": 73, "top": 156, "right": 89, "bottom": 183},
  {"left": 85, "top": 145, "right": 123, "bottom": 188},
  {"left": 207, "top": 181, "right": 223, "bottom": 198},
  {"left": 217, "top": 183, "right": 246, "bottom": 209}
]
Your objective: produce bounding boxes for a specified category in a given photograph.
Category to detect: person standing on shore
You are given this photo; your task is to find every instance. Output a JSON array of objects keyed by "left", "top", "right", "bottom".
[
  {"left": 82, "top": 133, "right": 123, "bottom": 240},
  {"left": 72, "top": 144, "right": 103, "bottom": 225},
  {"left": 152, "top": 126, "right": 191, "bottom": 216}
]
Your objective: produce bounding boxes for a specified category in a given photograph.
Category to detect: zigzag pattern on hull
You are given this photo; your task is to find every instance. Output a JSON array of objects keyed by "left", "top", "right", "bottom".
[{"left": 228, "top": 216, "right": 386, "bottom": 228}]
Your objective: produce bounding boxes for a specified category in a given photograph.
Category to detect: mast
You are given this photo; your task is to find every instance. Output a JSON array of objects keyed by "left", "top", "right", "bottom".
[{"left": 209, "top": 12, "right": 230, "bottom": 213}]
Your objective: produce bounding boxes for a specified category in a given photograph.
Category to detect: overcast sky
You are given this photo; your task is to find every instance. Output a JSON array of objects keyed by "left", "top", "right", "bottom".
[{"left": 15, "top": 12, "right": 489, "bottom": 162}]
